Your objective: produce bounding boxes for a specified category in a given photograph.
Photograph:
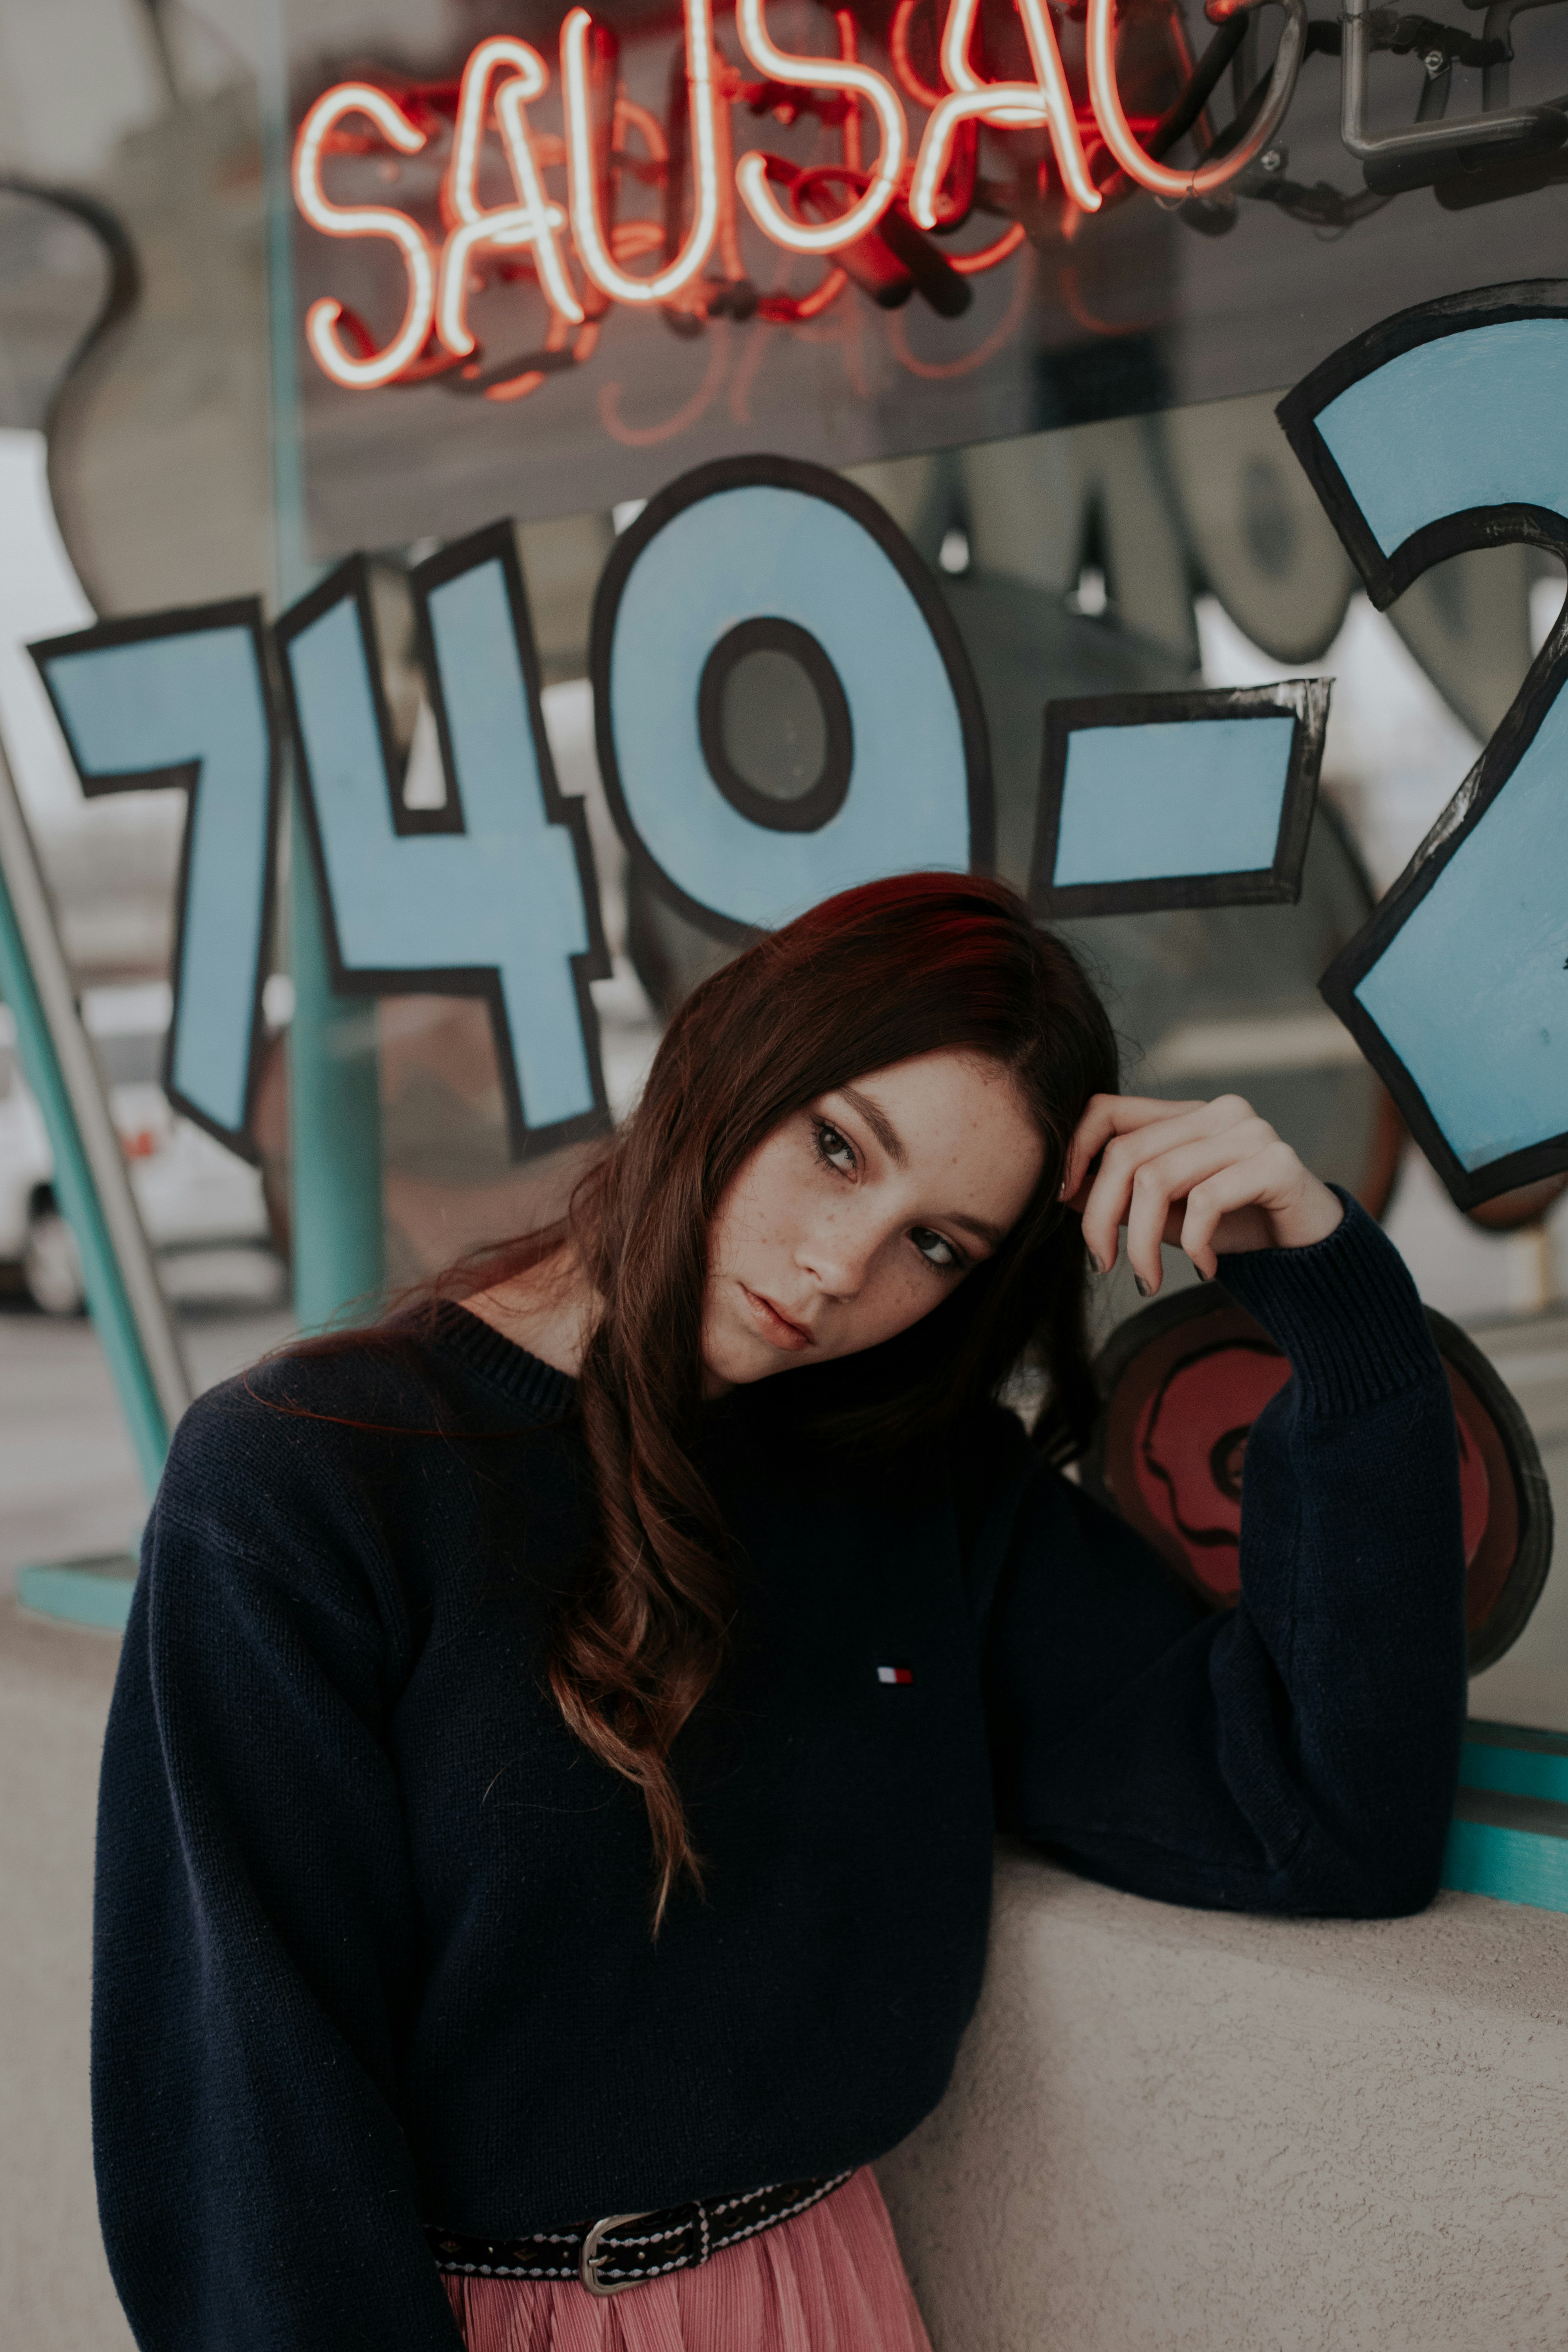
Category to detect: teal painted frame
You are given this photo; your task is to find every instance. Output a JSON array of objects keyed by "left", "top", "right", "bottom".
[
  {"left": 1463, "top": 1719, "right": 1568, "bottom": 1806},
  {"left": 1445, "top": 1725, "right": 1568, "bottom": 1912},
  {"left": 17, "top": 1556, "right": 137, "bottom": 1633},
  {"left": 257, "top": 0, "right": 384, "bottom": 1332},
  {"left": 1443, "top": 1813, "right": 1568, "bottom": 1911}
]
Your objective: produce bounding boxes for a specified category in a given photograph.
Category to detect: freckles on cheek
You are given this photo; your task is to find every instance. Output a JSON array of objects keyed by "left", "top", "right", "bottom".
[
  {"left": 865, "top": 1271, "right": 932, "bottom": 1349},
  {"left": 715, "top": 1142, "right": 796, "bottom": 1266}
]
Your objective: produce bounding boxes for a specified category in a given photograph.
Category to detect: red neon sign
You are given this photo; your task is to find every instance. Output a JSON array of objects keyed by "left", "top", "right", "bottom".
[
  {"left": 909, "top": 0, "right": 1099, "bottom": 225},
  {"left": 438, "top": 37, "right": 584, "bottom": 355},
  {"left": 292, "top": 0, "right": 1209, "bottom": 398},
  {"left": 732, "top": 0, "right": 908, "bottom": 253},
  {"left": 294, "top": 83, "right": 436, "bottom": 389}
]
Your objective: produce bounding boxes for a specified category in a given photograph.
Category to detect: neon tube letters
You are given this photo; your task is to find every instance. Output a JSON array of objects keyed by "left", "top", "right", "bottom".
[
  {"left": 291, "top": 0, "right": 1107, "bottom": 387},
  {"left": 560, "top": 0, "right": 723, "bottom": 305},
  {"left": 909, "top": 0, "right": 1099, "bottom": 225},
  {"left": 295, "top": 0, "right": 1283, "bottom": 391},
  {"left": 437, "top": 37, "right": 584, "bottom": 350},
  {"left": 732, "top": 0, "right": 908, "bottom": 254},
  {"left": 294, "top": 83, "right": 436, "bottom": 390}
]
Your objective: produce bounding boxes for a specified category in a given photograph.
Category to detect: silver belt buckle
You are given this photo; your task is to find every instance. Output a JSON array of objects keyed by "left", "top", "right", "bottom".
[{"left": 579, "top": 2210, "right": 652, "bottom": 2298}]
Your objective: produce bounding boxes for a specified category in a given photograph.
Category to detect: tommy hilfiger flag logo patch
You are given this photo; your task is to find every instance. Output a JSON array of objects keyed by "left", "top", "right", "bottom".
[{"left": 876, "top": 1664, "right": 914, "bottom": 1686}]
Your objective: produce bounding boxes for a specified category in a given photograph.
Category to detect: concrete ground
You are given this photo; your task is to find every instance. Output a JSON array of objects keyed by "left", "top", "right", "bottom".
[{"left": 3, "top": 1212, "right": 1567, "bottom": 2349}]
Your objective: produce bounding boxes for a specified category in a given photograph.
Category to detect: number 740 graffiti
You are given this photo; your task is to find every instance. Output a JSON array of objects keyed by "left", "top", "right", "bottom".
[{"left": 27, "top": 283, "right": 1568, "bottom": 1213}]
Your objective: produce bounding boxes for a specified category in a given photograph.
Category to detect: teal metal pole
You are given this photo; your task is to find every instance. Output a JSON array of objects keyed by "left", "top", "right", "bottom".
[
  {"left": 257, "top": 0, "right": 385, "bottom": 1328},
  {"left": 0, "top": 734, "right": 190, "bottom": 1492},
  {"left": 285, "top": 839, "right": 385, "bottom": 1324}
]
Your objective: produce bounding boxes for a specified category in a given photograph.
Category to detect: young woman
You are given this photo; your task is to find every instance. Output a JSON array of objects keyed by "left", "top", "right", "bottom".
[{"left": 93, "top": 873, "right": 1465, "bottom": 2352}]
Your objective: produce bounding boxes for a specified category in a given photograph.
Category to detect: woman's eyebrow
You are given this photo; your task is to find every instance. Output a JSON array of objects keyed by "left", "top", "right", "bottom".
[
  {"left": 839, "top": 1085, "right": 906, "bottom": 1165},
  {"left": 948, "top": 1211, "right": 1005, "bottom": 1248},
  {"left": 836, "top": 1090, "right": 1003, "bottom": 1246}
]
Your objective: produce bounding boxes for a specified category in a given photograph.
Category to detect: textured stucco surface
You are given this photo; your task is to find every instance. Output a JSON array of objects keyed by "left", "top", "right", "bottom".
[{"left": 878, "top": 1843, "right": 1568, "bottom": 2352}]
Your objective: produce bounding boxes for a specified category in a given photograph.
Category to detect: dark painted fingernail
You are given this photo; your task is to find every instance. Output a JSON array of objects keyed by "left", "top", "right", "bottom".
[
  {"left": 1086, "top": 1250, "right": 1102, "bottom": 1274},
  {"left": 1134, "top": 1276, "right": 1152, "bottom": 1298}
]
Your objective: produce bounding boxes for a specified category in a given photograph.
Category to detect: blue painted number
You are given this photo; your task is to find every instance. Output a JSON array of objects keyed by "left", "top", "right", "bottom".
[
  {"left": 591, "top": 457, "right": 992, "bottom": 939},
  {"left": 28, "top": 600, "right": 278, "bottom": 1154},
  {"left": 276, "top": 523, "right": 609, "bottom": 1157},
  {"left": 1031, "top": 680, "right": 1328, "bottom": 918},
  {"left": 1285, "top": 292, "right": 1568, "bottom": 1209}
]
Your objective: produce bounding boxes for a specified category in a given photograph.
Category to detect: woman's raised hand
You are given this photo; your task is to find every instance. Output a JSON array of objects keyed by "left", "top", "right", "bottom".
[{"left": 1061, "top": 1093, "right": 1344, "bottom": 1295}]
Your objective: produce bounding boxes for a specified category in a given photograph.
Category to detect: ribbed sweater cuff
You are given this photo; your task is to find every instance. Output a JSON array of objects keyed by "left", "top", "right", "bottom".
[{"left": 1215, "top": 1188, "right": 1436, "bottom": 1420}]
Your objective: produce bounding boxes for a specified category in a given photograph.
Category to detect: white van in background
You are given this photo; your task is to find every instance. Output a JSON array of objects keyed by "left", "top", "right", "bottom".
[{"left": 0, "top": 983, "right": 279, "bottom": 1314}]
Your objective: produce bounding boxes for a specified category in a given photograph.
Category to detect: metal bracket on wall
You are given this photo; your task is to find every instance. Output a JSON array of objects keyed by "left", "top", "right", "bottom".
[{"left": 1341, "top": 0, "right": 1568, "bottom": 189}]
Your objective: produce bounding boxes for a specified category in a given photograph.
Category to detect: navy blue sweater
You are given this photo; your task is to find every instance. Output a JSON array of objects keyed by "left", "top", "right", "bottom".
[{"left": 92, "top": 1199, "right": 1465, "bottom": 2350}]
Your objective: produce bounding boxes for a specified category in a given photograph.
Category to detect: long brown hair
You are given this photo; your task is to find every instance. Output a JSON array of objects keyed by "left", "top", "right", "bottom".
[{"left": 297, "top": 874, "right": 1118, "bottom": 1923}]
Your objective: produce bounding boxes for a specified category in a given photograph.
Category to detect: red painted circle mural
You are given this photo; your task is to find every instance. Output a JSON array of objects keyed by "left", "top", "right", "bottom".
[{"left": 1085, "top": 1289, "right": 1551, "bottom": 1673}]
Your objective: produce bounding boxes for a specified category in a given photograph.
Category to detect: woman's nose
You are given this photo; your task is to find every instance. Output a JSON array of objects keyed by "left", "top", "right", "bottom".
[{"left": 798, "top": 1223, "right": 870, "bottom": 1299}]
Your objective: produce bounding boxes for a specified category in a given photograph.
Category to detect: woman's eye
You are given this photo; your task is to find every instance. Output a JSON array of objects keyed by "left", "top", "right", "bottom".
[
  {"left": 814, "top": 1120, "right": 857, "bottom": 1176},
  {"left": 911, "top": 1226, "right": 962, "bottom": 1271}
]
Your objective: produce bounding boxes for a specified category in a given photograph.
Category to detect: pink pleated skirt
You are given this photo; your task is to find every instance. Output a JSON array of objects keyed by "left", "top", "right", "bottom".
[{"left": 442, "top": 2168, "right": 932, "bottom": 2352}]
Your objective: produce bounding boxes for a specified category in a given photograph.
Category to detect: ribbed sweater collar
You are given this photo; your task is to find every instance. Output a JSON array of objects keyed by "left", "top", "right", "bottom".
[{"left": 425, "top": 1300, "right": 577, "bottom": 1423}]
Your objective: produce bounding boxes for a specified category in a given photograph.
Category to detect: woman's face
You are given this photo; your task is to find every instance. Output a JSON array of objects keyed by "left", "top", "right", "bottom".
[{"left": 702, "top": 1049, "right": 1046, "bottom": 1391}]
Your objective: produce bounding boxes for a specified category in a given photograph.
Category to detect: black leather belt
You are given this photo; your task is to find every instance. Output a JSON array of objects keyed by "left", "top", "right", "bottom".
[{"left": 427, "top": 2169, "right": 854, "bottom": 2298}]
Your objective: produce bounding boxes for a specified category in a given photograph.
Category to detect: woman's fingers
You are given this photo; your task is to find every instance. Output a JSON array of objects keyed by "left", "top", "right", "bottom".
[
  {"left": 1061, "top": 1092, "right": 1204, "bottom": 1205},
  {"left": 1068, "top": 1093, "right": 1342, "bottom": 1282},
  {"left": 1077, "top": 1096, "right": 1268, "bottom": 1273},
  {"left": 1119, "top": 1131, "right": 1277, "bottom": 1292},
  {"left": 1179, "top": 1140, "right": 1337, "bottom": 1272}
]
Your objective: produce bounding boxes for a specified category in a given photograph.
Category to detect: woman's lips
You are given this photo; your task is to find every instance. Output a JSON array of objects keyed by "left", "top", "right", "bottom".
[{"left": 740, "top": 1285, "right": 815, "bottom": 1351}]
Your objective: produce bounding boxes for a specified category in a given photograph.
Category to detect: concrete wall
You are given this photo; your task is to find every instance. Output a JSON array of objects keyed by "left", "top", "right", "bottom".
[{"left": 880, "top": 1845, "right": 1568, "bottom": 2352}]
